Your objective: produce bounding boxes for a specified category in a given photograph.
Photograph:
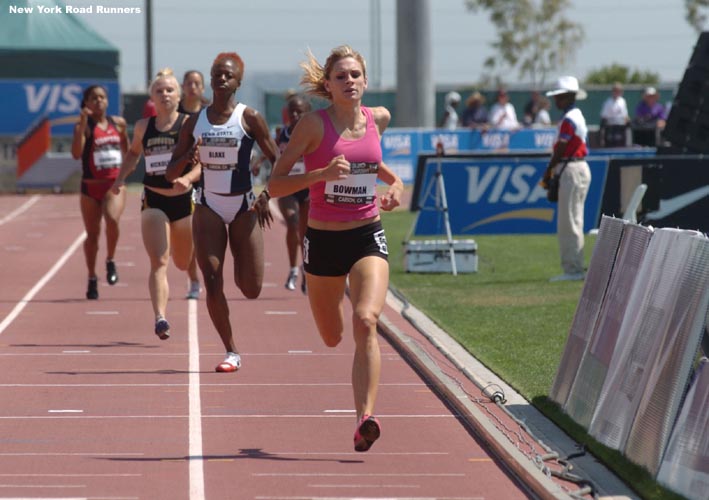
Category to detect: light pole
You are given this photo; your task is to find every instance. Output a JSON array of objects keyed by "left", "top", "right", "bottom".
[
  {"left": 396, "top": 0, "right": 434, "bottom": 127},
  {"left": 145, "top": 0, "right": 153, "bottom": 89},
  {"left": 370, "top": 0, "right": 382, "bottom": 89}
]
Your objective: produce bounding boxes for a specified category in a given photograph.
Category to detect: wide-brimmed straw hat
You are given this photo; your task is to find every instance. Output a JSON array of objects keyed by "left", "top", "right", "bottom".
[
  {"left": 466, "top": 91, "right": 485, "bottom": 106},
  {"left": 546, "top": 76, "right": 587, "bottom": 100}
]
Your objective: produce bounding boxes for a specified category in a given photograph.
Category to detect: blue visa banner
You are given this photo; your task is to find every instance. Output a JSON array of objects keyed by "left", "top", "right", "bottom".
[
  {"left": 0, "top": 79, "right": 120, "bottom": 136},
  {"left": 413, "top": 156, "right": 609, "bottom": 235},
  {"left": 380, "top": 129, "right": 422, "bottom": 186},
  {"left": 381, "top": 127, "right": 558, "bottom": 184}
]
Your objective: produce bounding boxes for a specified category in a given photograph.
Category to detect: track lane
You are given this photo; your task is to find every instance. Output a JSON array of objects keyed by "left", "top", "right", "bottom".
[{"left": 0, "top": 192, "right": 532, "bottom": 500}]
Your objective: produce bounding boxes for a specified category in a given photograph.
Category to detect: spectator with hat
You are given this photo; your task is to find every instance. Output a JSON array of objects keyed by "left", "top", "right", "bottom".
[
  {"left": 439, "top": 91, "right": 461, "bottom": 129},
  {"left": 542, "top": 76, "right": 591, "bottom": 282},
  {"left": 632, "top": 87, "right": 667, "bottom": 146},
  {"left": 461, "top": 91, "right": 488, "bottom": 129},
  {"left": 633, "top": 86, "right": 667, "bottom": 129}
]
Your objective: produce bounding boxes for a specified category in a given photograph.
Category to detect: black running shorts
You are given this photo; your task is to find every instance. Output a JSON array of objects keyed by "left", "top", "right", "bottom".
[
  {"left": 141, "top": 188, "right": 194, "bottom": 222},
  {"left": 303, "top": 220, "right": 388, "bottom": 277}
]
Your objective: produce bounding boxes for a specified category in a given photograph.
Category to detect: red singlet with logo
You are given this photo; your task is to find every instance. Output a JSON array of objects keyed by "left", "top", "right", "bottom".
[{"left": 81, "top": 117, "right": 123, "bottom": 181}]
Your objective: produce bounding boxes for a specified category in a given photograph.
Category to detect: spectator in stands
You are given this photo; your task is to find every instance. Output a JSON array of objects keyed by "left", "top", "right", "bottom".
[
  {"left": 632, "top": 87, "right": 667, "bottom": 147},
  {"left": 523, "top": 90, "right": 541, "bottom": 126},
  {"left": 439, "top": 91, "right": 461, "bottom": 129},
  {"left": 488, "top": 87, "right": 519, "bottom": 130},
  {"left": 600, "top": 82, "right": 630, "bottom": 126},
  {"left": 600, "top": 82, "right": 629, "bottom": 147},
  {"left": 461, "top": 91, "right": 488, "bottom": 129},
  {"left": 633, "top": 87, "right": 667, "bottom": 130},
  {"left": 533, "top": 97, "right": 552, "bottom": 127}
]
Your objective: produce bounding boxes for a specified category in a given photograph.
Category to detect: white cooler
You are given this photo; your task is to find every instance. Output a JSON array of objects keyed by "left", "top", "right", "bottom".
[{"left": 404, "top": 239, "right": 478, "bottom": 273}]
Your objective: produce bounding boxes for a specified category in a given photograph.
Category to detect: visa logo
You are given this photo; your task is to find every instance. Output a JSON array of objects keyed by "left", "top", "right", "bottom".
[
  {"left": 481, "top": 132, "right": 510, "bottom": 149},
  {"left": 23, "top": 83, "right": 83, "bottom": 114},
  {"left": 465, "top": 164, "right": 547, "bottom": 203},
  {"left": 383, "top": 134, "right": 411, "bottom": 150},
  {"left": 534, "top": 131, "right": 556, "bottom": 148},
  {"left": 430, "top": 133, "right": 459, "bottom": 152}
]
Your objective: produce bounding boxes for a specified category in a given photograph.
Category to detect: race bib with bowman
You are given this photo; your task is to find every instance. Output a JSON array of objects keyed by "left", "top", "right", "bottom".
[{"left": 324, "top": 162, "right": 379, "bottom": 205}]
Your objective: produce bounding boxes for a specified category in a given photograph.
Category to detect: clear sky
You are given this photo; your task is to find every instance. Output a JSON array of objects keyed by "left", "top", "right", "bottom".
[{"left": 68, "top": 0, "right": 700, "bottom": 94}]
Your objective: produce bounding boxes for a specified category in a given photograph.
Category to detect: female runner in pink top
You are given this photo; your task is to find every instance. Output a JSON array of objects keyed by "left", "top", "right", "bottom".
[{"left": 267, "top": 45, "right": 403, "bottom": 452}]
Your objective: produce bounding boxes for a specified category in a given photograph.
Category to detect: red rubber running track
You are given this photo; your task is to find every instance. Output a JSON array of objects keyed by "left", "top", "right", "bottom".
[{"left": 0, "top": 192, "right": 539, "bottom": 500}]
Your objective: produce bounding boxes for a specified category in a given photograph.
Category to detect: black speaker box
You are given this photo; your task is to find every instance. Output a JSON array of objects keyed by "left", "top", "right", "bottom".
[
  {"left": 673, "top": 65, "right": 709, "bottom": 109},
  {"left": 663, "top": 33, "right": 709, "bottom": 152},
  {"left": 689, "top": 31, "right": 709, "bottom": 69},
  {"left": 687, "top": 113, "right": 709, "bottom": 152},
  {"left": 663, "top": 103, "right": 696, "bottom": 148}
]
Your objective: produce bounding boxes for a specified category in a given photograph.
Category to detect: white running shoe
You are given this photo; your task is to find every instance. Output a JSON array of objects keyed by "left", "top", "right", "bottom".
[
  {"left": 186, "top": 280, "right": 201, "bottom": 300},
  {"left": 215, "top": 352, "right": 241, "bottom": 373},
  {"left": 285, "top": 269, "right": 298, "bottom": 290}
]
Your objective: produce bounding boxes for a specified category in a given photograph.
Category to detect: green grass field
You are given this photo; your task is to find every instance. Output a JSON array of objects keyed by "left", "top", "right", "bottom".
[{"left": 380, "top": 209, "right": 687, "bottom": 500}]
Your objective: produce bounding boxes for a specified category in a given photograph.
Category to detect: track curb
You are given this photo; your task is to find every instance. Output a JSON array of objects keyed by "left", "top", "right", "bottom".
[{"left": 379, "top": 289, "right": 640, "bottom": 500}]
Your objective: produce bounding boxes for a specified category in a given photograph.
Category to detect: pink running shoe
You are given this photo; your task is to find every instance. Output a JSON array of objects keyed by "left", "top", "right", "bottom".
[{"left": 353, "top": 414, "right": 381, "bottom": 452}]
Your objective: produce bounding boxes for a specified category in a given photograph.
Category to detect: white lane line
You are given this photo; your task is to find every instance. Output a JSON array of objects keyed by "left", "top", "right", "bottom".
[
  {"left": 188, "top": 299, "right": 205, "bottom": 500},
  {"left": 254, "top": 496, "right": 478, "bottom": 500},
  {"left": 0, "top": 498, "right": 90, "bottom": 500},
  {"left": 0, "top": 485, "right": 84, "bottom": 488},
  {"left": 254, "top": 496, "right": 480, "bottom": 500},
  {"left": 0, "top": 231, "right": 86, "bottom": 336},
  {"left": 265, "top": 311, "right": 298, "bottom": 315},
  {"left": 0, "top": 473, "right": 140, "bottom": 477},
  {"left": 310, "top": 484, "right": 420, "bottom": 489},
  {"left": 62, "top": 351, "right": 91, "bottom": 354},
  {"left": 0, "top": 452, "right": 143, "bottom": 456},
  {"left": 0, "top": 382, "right": 425, "bottom": 388},
  {"left": 85, "top": 311, "right": 119, "bottom": 315},
  {"left": 288, "top": 350, "right": 312, "bottom": 354},
  {"left": 323, "top": 410, "right": 355, "bottom": 413},
  {"left": 48, "top": 410, "right": 83, "bottom": 413},
  {"left": 0, "top": 352, "right": 353, "bottom": 357},
  {"left": 254, "top": 473, "right": 464, "bottom": 477},
  {"left": 0, "top": 414, "right": 455, "bottom": 420},
  {"left": 0, "top": 195, "right": 40, "bottom": 226}
]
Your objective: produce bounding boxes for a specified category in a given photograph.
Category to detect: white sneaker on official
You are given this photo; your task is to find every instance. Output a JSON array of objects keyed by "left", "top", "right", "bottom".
[{"left": 549, "top": 272, "right": 585, "bottom": 282}]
